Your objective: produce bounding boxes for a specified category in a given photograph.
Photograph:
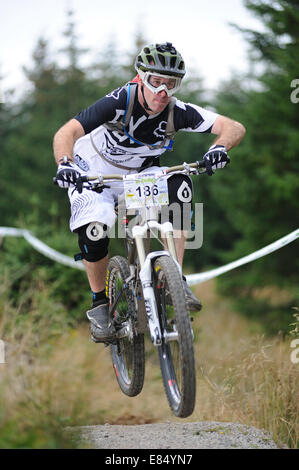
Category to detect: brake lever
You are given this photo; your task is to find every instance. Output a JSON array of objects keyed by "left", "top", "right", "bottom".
[
  {"left": 75, "top": 175, "right": 110, "bottom": 194},
  {"left": 92, "top": 184, "right": 110, "bottom": 193},
  {"left": 74, "top": 175, "right": 93, "bottom": 194},
  {"left": 195, "top": 160, "right": 208, "bottom": 175}
]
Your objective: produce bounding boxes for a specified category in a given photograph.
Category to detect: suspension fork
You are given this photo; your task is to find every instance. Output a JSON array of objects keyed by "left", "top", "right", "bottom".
[{"left": 132, "top": 221, "right": 181, "bottom": 346}]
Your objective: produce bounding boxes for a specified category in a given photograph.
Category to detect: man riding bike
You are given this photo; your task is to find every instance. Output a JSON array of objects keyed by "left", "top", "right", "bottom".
[{"left": 53, "top": 42, "right": 246, "bottom": 343}]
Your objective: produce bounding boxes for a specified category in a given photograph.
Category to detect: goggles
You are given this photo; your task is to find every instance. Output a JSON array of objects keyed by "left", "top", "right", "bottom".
[{"left": 138, "top": 70, "right": 182, "bottom": 97}]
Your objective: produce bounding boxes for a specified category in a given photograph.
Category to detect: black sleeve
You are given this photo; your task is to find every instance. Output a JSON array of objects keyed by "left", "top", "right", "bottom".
[
  {"left": 74, "top": 87, "right": 127, "bottom": 134},
  {"left": 174, "top": 100, "right": 219, "bottom": 134}
]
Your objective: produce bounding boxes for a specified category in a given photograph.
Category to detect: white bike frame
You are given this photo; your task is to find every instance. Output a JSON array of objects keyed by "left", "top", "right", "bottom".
[{"left": 132, "top": 207, "right": 182, "bottom": 346}]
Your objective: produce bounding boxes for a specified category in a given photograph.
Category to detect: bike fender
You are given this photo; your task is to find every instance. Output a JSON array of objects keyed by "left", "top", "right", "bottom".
[{"left": 142, "top": 250, "right": 182, "bottom": 278}]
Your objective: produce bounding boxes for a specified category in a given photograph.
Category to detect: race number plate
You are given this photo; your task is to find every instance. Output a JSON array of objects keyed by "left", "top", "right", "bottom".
[{"left": 124, "top": 172, "right": 169, "bottom": 209}]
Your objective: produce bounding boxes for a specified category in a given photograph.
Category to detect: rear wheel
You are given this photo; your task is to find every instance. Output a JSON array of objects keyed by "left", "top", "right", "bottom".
[
  {"left": 107, "top": 256, "right": 145, "bottom": 397},
  {"left": 154, "top": 256, "right": 196, "bottom": 417}
]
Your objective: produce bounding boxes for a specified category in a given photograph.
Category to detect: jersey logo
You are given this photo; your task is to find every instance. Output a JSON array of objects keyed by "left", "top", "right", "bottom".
[
  {"left": 103, "top": 133, "right": 133, "bottom": 156},
  {"left": 106, "top": 87, "right": 122, "bottom": 100},
  {"left": 108, "top": 109, "right": 125, "bottom": 124},
  {"left": 126, "top": 115, "right": 147, "bottom": 143},
  {"left": 153, "top": 121, "right": 167, "bottom": 138},
  {"left": 86, "top": 222, "right": 105, "bottom": 241},
  {"left": 74, "top": 154, "right": 89, "bottom": 171},
  {"left": 177, "top": 180, "right": 192, "bottom": 203}
]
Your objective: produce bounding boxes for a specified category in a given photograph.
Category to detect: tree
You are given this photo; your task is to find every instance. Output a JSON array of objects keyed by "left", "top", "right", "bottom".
[{"left": 211, "top": 0, "right": 299, "bottom": 334}]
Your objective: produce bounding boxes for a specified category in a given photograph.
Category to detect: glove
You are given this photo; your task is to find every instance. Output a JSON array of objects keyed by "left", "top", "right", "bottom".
[
  {"left": 203, "top": 145, "right": 230, "bottom": 176},
  {"left": 55, "top": 162, "right": 81, "bottom": 189}
]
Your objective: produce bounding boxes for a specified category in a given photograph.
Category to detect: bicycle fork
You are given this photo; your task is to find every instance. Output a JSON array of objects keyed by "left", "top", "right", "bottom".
[{"left": 132, "top": 220, "right": 182, "bottom": 346}]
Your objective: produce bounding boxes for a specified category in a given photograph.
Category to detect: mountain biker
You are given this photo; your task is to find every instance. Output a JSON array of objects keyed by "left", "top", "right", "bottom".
[{"left": 53, "top": 42, "right": 246, "bottom": 343}]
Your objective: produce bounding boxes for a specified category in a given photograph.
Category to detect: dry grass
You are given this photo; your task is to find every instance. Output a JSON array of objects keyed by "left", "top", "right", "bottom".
[
  {"left": 0, "top": 278, "right": 298, "bottom": 448},
  {"left": 188, "top": 281, "right": 299, "bottom": 448}
]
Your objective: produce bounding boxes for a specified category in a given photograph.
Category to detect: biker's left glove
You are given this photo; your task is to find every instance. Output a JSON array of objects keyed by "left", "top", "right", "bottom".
[
  {"left": 203, "top": 145, "right": 230, "bottom": 176},
  {"left": 55, "top": 161, "right": 81, "bottom": 189}
]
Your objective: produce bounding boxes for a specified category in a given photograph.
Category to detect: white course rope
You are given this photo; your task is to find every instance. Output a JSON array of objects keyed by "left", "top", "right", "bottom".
[
  {"left": 0, "top": 227, "right": 298, "bottom": 284},
  {"left": 186, "top": 228, "right": 299, "bottom": 285},
  {"left": 0, "top": 227, "right": 85, "bottom": 271}
]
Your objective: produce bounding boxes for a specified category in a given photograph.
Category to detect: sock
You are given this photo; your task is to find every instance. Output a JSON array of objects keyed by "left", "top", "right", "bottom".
[{"left": 91, "top": 289, "right": 107, "bottom": 306}]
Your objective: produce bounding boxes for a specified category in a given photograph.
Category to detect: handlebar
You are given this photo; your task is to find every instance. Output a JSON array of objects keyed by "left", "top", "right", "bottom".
[{"left": 53, "top": 160, "right": 207, "bottom": 187}]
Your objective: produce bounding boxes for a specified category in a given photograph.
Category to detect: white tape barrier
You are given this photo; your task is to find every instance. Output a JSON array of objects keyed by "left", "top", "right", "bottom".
[
  {"left": 0, "top": 227, "right": 85, "bottom": 271},
  {"left": 186, "top": 228, "right": 299, "bottom": 285},
  {"left": 0, "top": 227, "right": 298, "bottom": 284}
]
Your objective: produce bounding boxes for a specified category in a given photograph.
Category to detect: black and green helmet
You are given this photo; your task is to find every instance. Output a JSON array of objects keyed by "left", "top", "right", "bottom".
[{"left": 135, "top": 42, "right": 186, "bottom": 78}]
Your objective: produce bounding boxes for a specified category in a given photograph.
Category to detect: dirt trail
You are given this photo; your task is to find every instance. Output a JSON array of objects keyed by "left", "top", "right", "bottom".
[{"left": 65, "top": 421, "right": 282, "bottom": 449}]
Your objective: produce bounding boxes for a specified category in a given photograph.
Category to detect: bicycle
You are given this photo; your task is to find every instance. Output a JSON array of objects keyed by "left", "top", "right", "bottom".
[{"left": 55, "top": 159, "right": 206, "bottom": 418}]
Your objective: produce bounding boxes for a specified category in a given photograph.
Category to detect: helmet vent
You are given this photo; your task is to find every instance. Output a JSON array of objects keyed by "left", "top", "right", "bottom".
[
  {"left": 146, "top": 54, "right": 155, "bottom": 64},
  {"left": 158, "top": 53, "right": 166, "bottom": 66},
  {"left": 178, "top": 61, "right": 185, "bottom": 70},
  {"left": 144, "top": 47, "right": 151, "bottom": 54},
  {"left": 170, "top": 56, "right": 177, "bottom": 68}
]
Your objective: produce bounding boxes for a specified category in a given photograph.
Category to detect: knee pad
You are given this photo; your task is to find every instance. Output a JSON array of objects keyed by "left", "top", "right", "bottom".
[
  {"left": 160, "top": 175, "right": 193, "bottom": 230},
  {"left": 75, "top": 222, "right": 109, "bottom": 262}
]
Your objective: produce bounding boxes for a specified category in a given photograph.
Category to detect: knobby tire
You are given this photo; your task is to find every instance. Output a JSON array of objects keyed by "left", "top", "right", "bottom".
[
  {"left": 154, "top": 256, "right": 196, "bottom": 417},
  {"left": 107, "top": 256, "right": 145, "bottom": 397}
]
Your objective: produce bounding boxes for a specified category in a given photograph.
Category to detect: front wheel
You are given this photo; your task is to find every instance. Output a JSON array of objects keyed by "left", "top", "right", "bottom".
[
  {"left": 106, "top": 256, "right": 145, "bottom": 397},
  {"left": 154, "top": 256, "right": 196, "bottom": 417}
]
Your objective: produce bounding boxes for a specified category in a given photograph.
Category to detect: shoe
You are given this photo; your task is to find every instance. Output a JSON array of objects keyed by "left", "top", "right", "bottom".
[
  {"left": 183, "top": 279, "right": 202, "bottom": 311},
  {"left": 86, "top": 302, "right": 116, "bottom": 343},
  {"left": 164, "top": 277, "right": 202, "bottom": 312}
]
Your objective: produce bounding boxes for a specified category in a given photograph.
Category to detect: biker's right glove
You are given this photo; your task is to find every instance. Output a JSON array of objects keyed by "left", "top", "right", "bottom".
[
  {"left": 203, "top": 145, "right": 230, "bottom": 176},
  {"left": 55, "top": 161, "right": 81, "bottom": 189}
]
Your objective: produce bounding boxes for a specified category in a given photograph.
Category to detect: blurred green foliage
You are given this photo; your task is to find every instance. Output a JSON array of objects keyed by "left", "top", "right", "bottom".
[{"left": 212, "top": 0, "right": 299, "bottom": 333}]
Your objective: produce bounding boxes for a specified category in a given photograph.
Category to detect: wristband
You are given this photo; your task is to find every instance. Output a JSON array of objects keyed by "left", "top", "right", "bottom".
[
  {"left": 208, "top": 144, "right": 226, "bottom": 152},
  {"left": 58, "top": 155, "right": 73, "bottom": 165}
]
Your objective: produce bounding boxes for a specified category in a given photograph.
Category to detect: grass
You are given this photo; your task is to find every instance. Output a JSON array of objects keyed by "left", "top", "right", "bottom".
[
  {"left": 190, "top": 280, "right": 299, "bottom": 448},
  {"left": 0, "top": 270, "right": 298, "bottom": 448}
]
